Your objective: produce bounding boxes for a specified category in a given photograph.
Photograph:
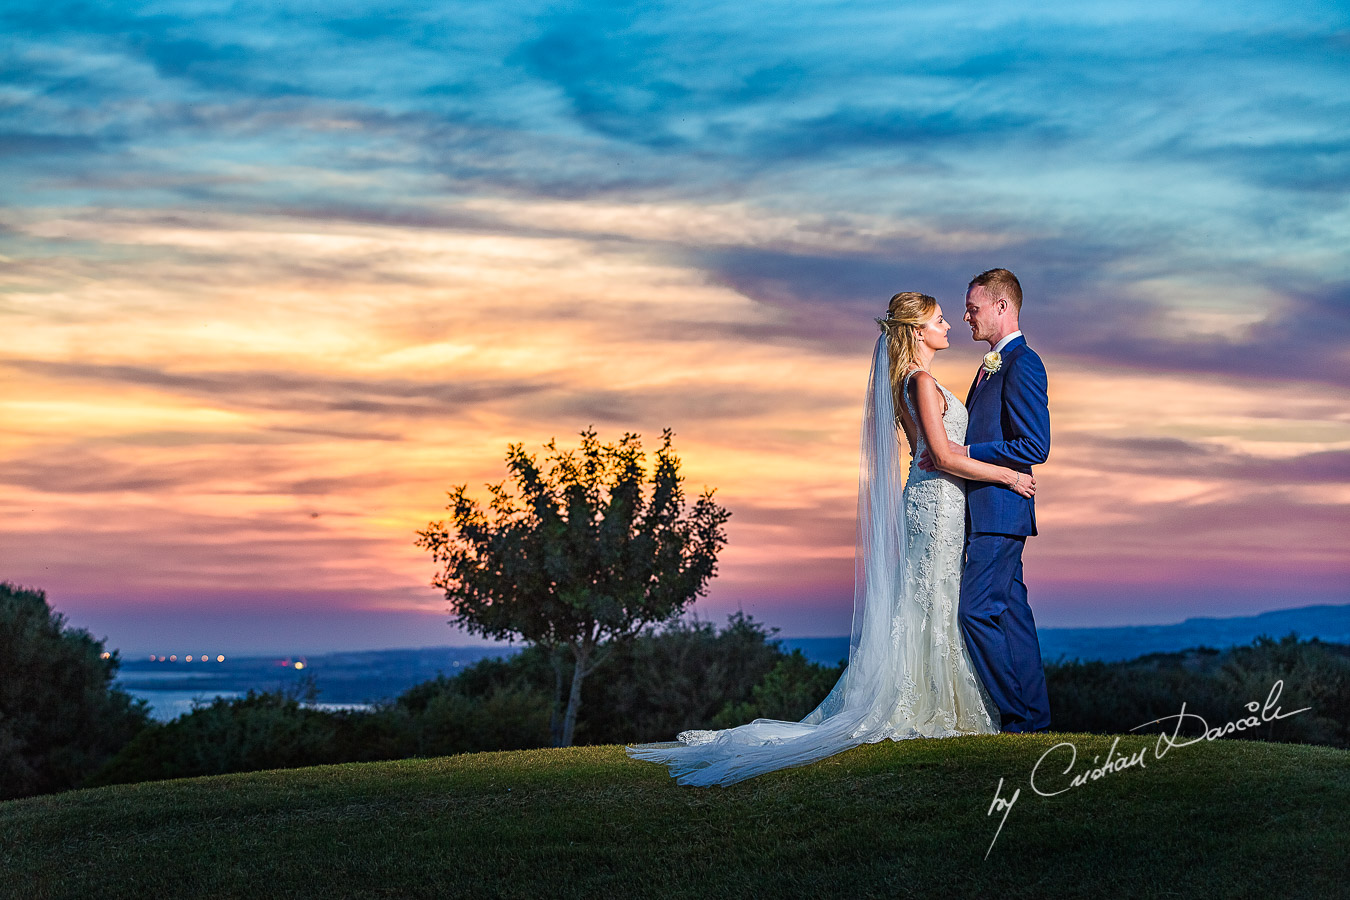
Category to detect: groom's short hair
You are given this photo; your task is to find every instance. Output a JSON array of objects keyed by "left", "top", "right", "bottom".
[{"left": 969, "top": 268, "right": 1022, "bottom": 312}]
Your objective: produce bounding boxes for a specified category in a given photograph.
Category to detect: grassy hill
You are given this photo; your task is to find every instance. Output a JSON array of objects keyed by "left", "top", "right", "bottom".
[{"left": 2, "top": 733, "right": 1345, "bottom": 899}]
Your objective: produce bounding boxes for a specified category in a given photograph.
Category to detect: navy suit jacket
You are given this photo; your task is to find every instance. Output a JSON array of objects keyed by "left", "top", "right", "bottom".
[{"left": 964, "top": 335, "right": 1050, "bottom": 537}]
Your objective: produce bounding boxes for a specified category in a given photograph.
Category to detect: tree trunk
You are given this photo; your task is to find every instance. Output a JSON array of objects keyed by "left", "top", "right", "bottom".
[
  {"left": 548, "top": 645, "right": 566, "bottom": 747},
  {"left": 560, "top": 643, "right": 591, "bottom": 748}
]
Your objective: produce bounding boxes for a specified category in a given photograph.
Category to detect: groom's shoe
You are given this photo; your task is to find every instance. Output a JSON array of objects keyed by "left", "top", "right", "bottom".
[{"left": 1000, "top": 712, "right": 1052, "bottom": 733}]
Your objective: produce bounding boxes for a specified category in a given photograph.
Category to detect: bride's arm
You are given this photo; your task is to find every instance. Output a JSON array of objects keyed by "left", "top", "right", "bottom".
[{"left": 907, "top": 372, "right": 1035, "bottom": 498}]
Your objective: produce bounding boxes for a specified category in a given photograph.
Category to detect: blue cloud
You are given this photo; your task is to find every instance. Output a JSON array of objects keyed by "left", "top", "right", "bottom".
[
  {"left": 0, "top": 132, "right": 103, "bottom": 158},
  {"left": 2, "top": 0, "right": 1347, "bottom": 375}
]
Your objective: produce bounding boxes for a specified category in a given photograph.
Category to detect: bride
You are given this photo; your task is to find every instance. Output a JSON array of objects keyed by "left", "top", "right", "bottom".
[{"left": 626, "top": 291, "right": 1037, "bottom": 786}]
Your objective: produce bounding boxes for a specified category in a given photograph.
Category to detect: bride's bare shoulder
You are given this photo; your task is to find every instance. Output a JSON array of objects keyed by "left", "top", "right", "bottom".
[
  {"left": 904, "top": 368, "right": 938, "bottom": 398},
  {"left": 904, "top": 369, "right": 949, "bottom": 416}
]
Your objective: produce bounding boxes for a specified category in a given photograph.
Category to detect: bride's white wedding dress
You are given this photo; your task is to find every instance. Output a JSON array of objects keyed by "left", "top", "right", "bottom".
[{"left": 626, "top": 335, "right": 997, "bottom": 786}]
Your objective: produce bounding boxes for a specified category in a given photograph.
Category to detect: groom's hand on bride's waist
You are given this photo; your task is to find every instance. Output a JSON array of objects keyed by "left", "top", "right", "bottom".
[{"left": 917, "top": 441, "right": 969, "bottom": 472}]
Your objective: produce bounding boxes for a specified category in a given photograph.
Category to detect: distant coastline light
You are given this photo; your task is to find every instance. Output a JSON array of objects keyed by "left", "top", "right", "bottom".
[
  {"left": 169, "top": 655, "right": 177, "bottom": 662},
  {"left": 186, "top": 655, "right": 194, "bottom": 662},
  {"left": 294, "top": 661, "right": 305, "bottom": 670},
  {"left": 217, "top": 655, "right": 225, "bottom": 662}
]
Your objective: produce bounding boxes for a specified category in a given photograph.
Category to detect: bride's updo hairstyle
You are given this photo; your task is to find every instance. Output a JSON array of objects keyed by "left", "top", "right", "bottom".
[{"left": 878, "top": 291, "right": 937, "bottom": 416}]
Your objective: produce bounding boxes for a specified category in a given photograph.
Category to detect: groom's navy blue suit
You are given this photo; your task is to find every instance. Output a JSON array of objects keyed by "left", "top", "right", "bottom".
[{"left": 962, "top": 334, "right": 1052, "bottom": 732}]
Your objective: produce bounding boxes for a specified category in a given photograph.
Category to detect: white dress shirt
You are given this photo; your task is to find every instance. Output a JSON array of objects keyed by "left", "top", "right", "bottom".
[{"left": 992, "top": 330, "right": 1023, "bottom": 353}]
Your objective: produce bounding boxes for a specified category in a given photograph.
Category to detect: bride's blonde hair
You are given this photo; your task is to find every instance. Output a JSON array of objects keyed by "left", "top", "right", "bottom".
[{"left": 878, "top": 291, "right": 937, "bottom": 416}]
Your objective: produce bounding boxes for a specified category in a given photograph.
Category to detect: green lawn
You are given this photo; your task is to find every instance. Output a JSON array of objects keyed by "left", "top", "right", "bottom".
[{"left": 2, "top": 733, "right": 1345, "bottom": 899}]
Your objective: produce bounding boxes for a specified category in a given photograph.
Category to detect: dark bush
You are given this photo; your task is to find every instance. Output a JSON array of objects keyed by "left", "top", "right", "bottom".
[
  {"left": 91, "top": 668, "right": 556, "bottom": 787},
  {"left": 377, "top": 677, "right": 553, "bottom": 757},
  {"left": 1046, "top": 633, "right": 1350, "bottom": 748},
  {"left": 575, "top": 611, "right": 811, "bottom": 744},
  {"left": 86, "top": 679, "right": 340, "bottom": 786},
  {"left": 88, "top": 611, "right": 833, "bottom": 788},
  {"left": 0, "top": 582, "right": 151, "bottom": 800},
  {"left": 710, "top": 649, "right": 845, "bottom": 728},
  {"left": 86, "top": 617, "right": 1350, "bottom": 792}
]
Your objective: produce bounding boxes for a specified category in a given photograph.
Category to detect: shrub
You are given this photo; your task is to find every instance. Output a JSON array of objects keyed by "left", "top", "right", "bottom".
[
  {"left": 86, "top": 679, "right": 339, "bottom": 786},
  {"left": 0, "top": 582, "right": 150, "bottom": 800},
  {"left": 1046, "top": 633, "right": 1350, "bottom": 748}
]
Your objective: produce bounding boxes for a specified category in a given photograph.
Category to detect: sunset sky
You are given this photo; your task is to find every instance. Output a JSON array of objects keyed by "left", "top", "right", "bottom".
[{"left": 3, "top": 1, "right": 1347, "bottom": 656}]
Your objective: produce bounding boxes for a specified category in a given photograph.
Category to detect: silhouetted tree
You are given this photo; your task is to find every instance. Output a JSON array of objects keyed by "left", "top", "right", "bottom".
[
  {"left": 0, "top": 582, "right": 150, "bottom": 799},
  {"left": 416, "top": 427, "right": 731, "bottom": 746}
]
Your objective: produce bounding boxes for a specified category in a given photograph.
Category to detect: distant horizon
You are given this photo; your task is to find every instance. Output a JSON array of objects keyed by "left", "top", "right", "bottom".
[{"left": 60, "top": 592, "right": 1350, "bottom": 660}]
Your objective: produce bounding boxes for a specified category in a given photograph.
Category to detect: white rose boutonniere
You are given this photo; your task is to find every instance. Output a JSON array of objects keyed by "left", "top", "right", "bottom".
[{"left": 982, "top": 351, "right": 1002, "bottom": 375}]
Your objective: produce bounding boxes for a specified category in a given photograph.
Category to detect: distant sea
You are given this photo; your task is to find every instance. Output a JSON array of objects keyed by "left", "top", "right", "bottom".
[
  {"left": 116, "top": 603, "right": 1350, "bottom": 721},
  {"left": 785, "top": 603, "right": 1350, "bottom": 668},
  {"left": 115, "top": 646, "right": 514, "bottom": 722}
]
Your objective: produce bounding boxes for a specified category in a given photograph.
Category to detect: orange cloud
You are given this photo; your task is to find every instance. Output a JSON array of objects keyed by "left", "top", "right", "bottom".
[{"left": 2, "top": 208, "right": 1345, "bottom": 651}]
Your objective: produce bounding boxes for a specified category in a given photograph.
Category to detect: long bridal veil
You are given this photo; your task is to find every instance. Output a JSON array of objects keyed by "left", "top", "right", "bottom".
[{"left": 625, "top": 333, "right": 921, "bottom": 786}]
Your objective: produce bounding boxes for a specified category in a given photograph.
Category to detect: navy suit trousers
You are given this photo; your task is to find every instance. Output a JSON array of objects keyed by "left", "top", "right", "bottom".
[{"left": 959, "top": 533, "right": 1051, "bottom": 732}]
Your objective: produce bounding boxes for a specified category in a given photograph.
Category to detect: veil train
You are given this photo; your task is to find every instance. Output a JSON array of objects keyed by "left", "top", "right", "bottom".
[{"left": 626, "top": 334, "right": 929, "bottom": 786}]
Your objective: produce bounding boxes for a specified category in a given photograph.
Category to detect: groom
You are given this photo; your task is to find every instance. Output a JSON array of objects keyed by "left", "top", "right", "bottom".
[{"left": 921, "top": 268, "right": 1051, "bottom": 733}]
